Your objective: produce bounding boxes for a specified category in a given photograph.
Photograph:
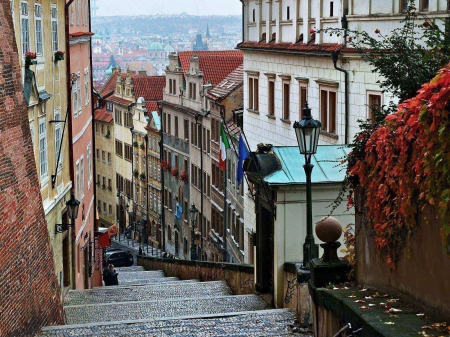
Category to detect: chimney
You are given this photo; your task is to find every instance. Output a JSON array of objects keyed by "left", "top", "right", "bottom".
[{"left": 138, "top": 70, "right": 147, "bottom": 77}]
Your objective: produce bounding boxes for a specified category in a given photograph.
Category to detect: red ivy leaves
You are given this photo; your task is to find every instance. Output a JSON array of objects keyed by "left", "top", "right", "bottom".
[{"left": 349, "top": 66, "right": 450, "bottom": 268}]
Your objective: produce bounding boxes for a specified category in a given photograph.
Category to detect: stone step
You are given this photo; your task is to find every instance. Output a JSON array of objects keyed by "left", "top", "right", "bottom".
[
  {"left": 117, "top": 269, "right": 165, "bottom": 281},
  {"left": 64, "top": 281, "right": 232, "bottom": 306},
  {"left": 116, "top": 275, "right": 180, "bottom": 286},
  {"left": 64, "top": 294, "right": 271, "bottom": 325},
  {"left": 114, "top": 266, "right": 145, "bottom": 272},
  {"left": 39, "top": 309, "right": 308, "bottom": 336}
]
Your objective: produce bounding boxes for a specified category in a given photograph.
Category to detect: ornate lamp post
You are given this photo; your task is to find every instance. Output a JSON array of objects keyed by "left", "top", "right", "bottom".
[
  {"left": 293, "top": 103, "right": 322, "bottom": 269},
  {"left": 55, "top": 192, "right": 80, "bottom": 234},
  {"left": 189, "top": 203, "right": 199, "bottom": 261}
]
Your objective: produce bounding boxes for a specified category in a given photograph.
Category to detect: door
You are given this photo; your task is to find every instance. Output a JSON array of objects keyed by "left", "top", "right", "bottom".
[{"left": 255, "top": 199, "right": 274, "bottom": 295}]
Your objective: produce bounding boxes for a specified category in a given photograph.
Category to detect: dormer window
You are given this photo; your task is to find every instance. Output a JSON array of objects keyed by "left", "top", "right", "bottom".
[
  {"left": 189, "top": 82, "right": 197, "bottom": 100},
  {"left": 116, "top": 85, "right": 121, "bottom": 95},
  {"left": 126, "top": 88, "right": 130, "bottom": 96}
]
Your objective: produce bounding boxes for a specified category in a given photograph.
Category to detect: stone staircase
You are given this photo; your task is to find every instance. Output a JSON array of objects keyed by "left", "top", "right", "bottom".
[{"left": 37, "top": 266, "right": 310, "bottom": 336}]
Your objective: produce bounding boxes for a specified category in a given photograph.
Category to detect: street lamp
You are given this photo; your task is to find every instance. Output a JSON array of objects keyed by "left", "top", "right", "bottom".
[
  {"left": 55, "top": 192, "right": 80, "bottom": 234},
  {"left": 189, "top": 203, "right": 199, "bottom": 261},
  {"left": 293, "top": 102, "right": 321, "bottom": 269}
]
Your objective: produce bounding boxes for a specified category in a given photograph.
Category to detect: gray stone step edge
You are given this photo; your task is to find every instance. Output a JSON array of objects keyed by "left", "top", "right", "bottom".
[
  {"left": 68, "top": 280, "right": 224, "bottom": 294},
  {"left": 91, "top": 277, "right": 183, "bottom": 289},
  {"left": 41, "top": 308, "right": 296, "bottom": 332},
  {"left": 64, "top": 294, "right": 265, "bottom": 309}
]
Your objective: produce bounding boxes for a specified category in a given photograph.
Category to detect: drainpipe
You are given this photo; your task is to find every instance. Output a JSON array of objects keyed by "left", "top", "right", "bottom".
[
  {"left": 240, "top": 0, "right": 245, "bottom": 42},
  {"left": 331, "top": 13, "right": 349, "bottom": 144},
  {"left": 158, "top": 102, "right": 165, "bottom": 253}
]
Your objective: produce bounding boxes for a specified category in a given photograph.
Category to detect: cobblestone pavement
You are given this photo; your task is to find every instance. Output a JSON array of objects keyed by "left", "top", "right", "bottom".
[
  {"left": 39, "top": 310, "right": 310, "bottom": 336},
  {"left": 64, "top": 281, "right": 233, "bottom": 306},
  {"left": 65, "top": 294, "right": 271, "bottom": 324}
]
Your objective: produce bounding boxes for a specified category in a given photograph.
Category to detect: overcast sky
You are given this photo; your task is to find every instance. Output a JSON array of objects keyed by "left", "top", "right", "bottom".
[{"left": 96, "top": 0, "right": 242, "bottom": 16}]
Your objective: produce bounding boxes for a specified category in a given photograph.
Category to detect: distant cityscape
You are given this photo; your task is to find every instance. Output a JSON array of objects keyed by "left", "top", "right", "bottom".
[{"left": 91, "top": 15, "right": 242, "bottom": 87}]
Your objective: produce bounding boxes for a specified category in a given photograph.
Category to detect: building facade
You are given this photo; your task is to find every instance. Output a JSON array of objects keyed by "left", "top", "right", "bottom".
[
  {"left": 237, "top": 0, "right": 449, "bottom": 304},
  {"left": 10, "top": 0, "right": 73, "bottom": 291},
  {"left": 67, "top": 0, "right": 96, "bottom": 289},
  {"left": 161, "top": 51, "right": 243, "bottom": 261}
]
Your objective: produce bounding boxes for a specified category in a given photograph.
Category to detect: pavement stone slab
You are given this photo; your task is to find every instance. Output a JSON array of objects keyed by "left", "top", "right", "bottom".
[
  {"left": 64, "top": 294, "right": 271, "bottom": 325},
  {"left": 64, "top": 281, "right": 232, "bottom": 306},
  {"left": 114, "top": 266, "right": 146, "bottom": 272},
  {"left": 39, "top": 310, "right": 309, "bottom": 336},
  {"left": 116, "top": 276, "right": 181, "bottom": 286},
  {"left": 117, "top": 270, "right": 165, "bottom": 281}
]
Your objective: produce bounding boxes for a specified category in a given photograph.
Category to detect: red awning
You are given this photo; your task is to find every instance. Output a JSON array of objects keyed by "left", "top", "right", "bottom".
[
  {"left": 98, "top": 232, "right": 110, "bottom": 249},
  {"left": 107, "top": 225, "right": 118, "bottom": 237}
]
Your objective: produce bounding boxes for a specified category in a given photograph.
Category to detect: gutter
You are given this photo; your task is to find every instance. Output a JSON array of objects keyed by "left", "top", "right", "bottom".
[
  {"left": 239, "top": 0, "right": 245, "bottom": 43},
  {"left": 236, "top": 45, "right": 335, "bottom": 58}
]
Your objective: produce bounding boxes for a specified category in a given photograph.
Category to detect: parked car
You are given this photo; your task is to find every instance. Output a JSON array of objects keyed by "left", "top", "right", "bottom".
[{"left": 105, "top": 250, "right": 133, "bottom": 267}]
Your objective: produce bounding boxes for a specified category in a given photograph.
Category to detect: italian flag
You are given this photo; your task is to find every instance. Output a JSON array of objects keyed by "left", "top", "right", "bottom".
[{"left": 219, "top": 123, "right": 230, "bottom": 171}]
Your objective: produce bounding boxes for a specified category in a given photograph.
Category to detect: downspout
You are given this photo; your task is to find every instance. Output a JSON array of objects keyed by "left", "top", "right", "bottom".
[
  {"left": 65, "top": 0, "right": 75, "bottom": 188},
  {"left": 240, "top": 0, "right": 245, "bottom": 42},
  {"left": 331, "top": 14, "right": 349, "bottom": 144}
]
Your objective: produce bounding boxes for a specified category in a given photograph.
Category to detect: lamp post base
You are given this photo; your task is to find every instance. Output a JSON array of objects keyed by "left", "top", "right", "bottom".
[{"left": 301, "top": 240, "right": 319, "bottom": 269}]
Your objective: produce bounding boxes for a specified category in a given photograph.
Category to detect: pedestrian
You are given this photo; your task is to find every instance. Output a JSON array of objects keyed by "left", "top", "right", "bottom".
[
  {"left": 109, "top": 264, "right": 119, "bottom": 285},
  {"left": 103, "top": 265, "right": 112, "bottom": 286}
]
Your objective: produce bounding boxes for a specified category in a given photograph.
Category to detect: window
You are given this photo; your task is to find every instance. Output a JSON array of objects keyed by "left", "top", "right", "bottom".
[
  {"left": 287, "top": 6, "right": 290, "bottom": 20},
  {"left": 252, "top": 8, "right": 256, "bottom": 22},
  {"left": 124, "top": 111, "right": 133, "bottom": 128},
  {"left": 124, "top": 143, "right": 132, "bottom": 162},
  {"left": 167, "top": 113, "right": 171, "bottom": 135},
  {"left": 76, "top": 156, "right": 84, "bottom": 200},
  {"left": 330, "top": 1, "right": 334, "bottom": 17},
  {"left": 174, "top": 116, "right": 179, "bottom": 138},
  {"left": 34, "top": 4, "right": 43, "bottom": 55},
  {"left": 320, "top": 88, "right": 337, "bottom": 134},
  {"left": 103, "top": 202, "right": 106, "bottom": 214},
  {"left": 109, "top": 205, "right": 113, "bottom": 216},
  {"left": 115, "top": 107, "right": 122, "bottom": 125},
  {"left": 73, "top": 77, "right": 79, "bottom": 116},
  {"left": 184, "top": 119, "right": 189, "bottom": 141},
  {"left": 400, "top": 0, "right": 408, "bottom": 12},
  {"left": 87, "top": 143, "right": 92, "bottom": 182},
  {"left": 115, "top": 140, "right": 123, "bottom": 157},
  {"left": 108, "top": 178, "right": 112, "bottom": 189},
  {"left": 96, "top": 149, "right": 100, "bottom": 161},
  {"left": 84, "top": 68, "right": 90, "bottom": 105},
  {"left": 283, "top": 82, "right": 290, "bottom": 120},
  {"left": 248, "top": 77, "right": 259, "bottom": 111},
  {"left": 189, "top": 82, "right": 197, "bottom": 100},
  {"left": 76, "top": 0, "right": 80, "bottom": 25},
  {"left": 39, "top": 118, "right": 47, "bottom": 180},
  {"left": 108, "top": 152, "right": 111, "bottom": 164},
  {"left": 421, "top": 0, "right": 429, "bottom": 11},
  {"left": 20, "top": 2, "right": 29, "bottom": 55},
  {"left": 77, "top": 77, "right": 81, "bottom": 113},
  {"left": 268, "top": 79, "right": 275, "bottom": 116},
  {"left": 54, "top": 111, "right": 62, "bottom": 169},
  {"left": 70, "top": 2, "right": 74, "bottom": 25},
  {"left": 101, "top": 150, "right": 105, "bottom": 162},
  {"left": 298, "top": 81, "right": 308, "bottom": 119},
  {"left": 51, "top": 5, "right": 59, "bottom": 52},
  {"left": 367, "top": 92, "right": 382, "bottom": 124}
]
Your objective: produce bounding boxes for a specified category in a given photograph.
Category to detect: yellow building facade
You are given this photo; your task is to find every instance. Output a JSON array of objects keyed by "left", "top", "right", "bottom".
[{"left": 10, "top": 0, "right": 74, "bottom": 292}]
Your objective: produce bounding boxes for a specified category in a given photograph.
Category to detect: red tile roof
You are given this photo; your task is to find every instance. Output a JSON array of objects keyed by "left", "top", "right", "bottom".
[
  {"left": 133, "top": 76, "right": 165, "bottom": 101},
  {"left": 208, "top": 64, "right": 243, "bottom": 101},
  {"left": 178, "top": 51, "right": 243, "bottom": 86},
  {"left": 108, "top": 94, "right": 133, "bottom": 106},
  {"left": 145, "top": 101, "right": 159, "bottom": 113},
  {"left": 237, "top": 41, "right": 356, "bottom": 54},
  {"left": 99, "top": 72, "right": 118, "bottom": 98},
  {"left": 94, "top": 106, "right": 113, "bottom": 123}
]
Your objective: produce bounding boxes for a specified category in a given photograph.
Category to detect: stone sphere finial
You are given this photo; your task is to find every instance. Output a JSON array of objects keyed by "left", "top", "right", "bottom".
[{"left": 315, "top": 216, "right": 342, "bottom": 243}]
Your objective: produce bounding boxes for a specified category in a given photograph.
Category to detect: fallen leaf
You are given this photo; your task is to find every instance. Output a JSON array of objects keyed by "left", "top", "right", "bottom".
[
  {"left": 365, "top": 296, "right": 373, "bottom": 300},
  {"left": 380, "top": 302, "right": 386, "bottom": 306},
  {"left": 387, "top": 299, "right": 399, "bottom": 302},
  {"left": 384, "top": 322, "right": 395, "bottom": 325},
  {"left": 355, "top": 300, "right": 366, "bottom": 303},
  {"left": 348, "top": 295, "right": 356, "bottom": 298},
  {"left": 360, "top": 306, "right": 369, "bottom": 309},
  {"left": 422, "top": 325, "right": 431, "bottom": 329},
  {"left": 360, "top": 288, "right": 368, "bottom": 292},
  {"left": 417, "top": 313, "right": 425, "bottom": 316},
  {"left": 369, "top": 304, "right": 376, "bottom": 307},
  {"left": 388, "top": 308, "right": 403, "bottom": 313}
]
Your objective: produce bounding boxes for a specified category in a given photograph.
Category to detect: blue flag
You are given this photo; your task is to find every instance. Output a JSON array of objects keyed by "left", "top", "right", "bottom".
[
  {"left": 237, "top": 134, "right": 250, "bottom": 186},
  {"left": 175, "top": 202, "right": 183, "bottom": 219}
]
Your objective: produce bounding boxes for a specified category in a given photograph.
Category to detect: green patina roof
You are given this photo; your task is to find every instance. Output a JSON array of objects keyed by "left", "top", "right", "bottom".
[
  {"left": 263, "top": 145, "right": 350, "bottom": 186},
  {"left": 151, "top": 111, "right": 161, "bottom": 131}
]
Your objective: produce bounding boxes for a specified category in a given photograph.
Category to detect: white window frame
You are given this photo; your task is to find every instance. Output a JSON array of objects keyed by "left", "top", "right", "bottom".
[
  {"left": 76, "top": 0, "right": 80, "bottom": 25},
  {"left": 70, "top": 2, "right": 74, "bottom": 25},
  {"left": 29, "top": 122, "right": 35, "bottom": 147},
  {"left": 367, "top": 91, "right": 382, "bottom": 124},
  {"left": 319, "top": 85, "right": 338, "bottom": 134},
  {"left": 296, "top": 78, "right": 309, "bottom": 119},
  {"left": 34, "top": 3, "right": 43, "bottom": 56},
  {"left": 248, "top": 75, "right": 259, "bottom": 111},
  {"left": 77, "top": 76, "right": 82, "bottom": 114},
  {"left": 54, "top": 110, "right": 63, "bottom": 171},
  {"left": 51, "top": 5, "right": 58, "bottom": 52},
  {"left": 87, "top": 143, "right": 92, "bottom": 186},
  {"left": 84, "top": 67, "right": 90, "bottom": 105},
  {"left": 39, "top": 118, "right": 48, "bottom": 183},
  {"left": 73, "top": 78, "right": 78, "bottom": 117},
  {"left": 20, "top": 1, "right": 30, "bottom": 55}
]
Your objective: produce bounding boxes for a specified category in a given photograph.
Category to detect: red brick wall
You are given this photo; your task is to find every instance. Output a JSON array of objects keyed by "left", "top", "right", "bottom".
[{"left": 0, "top": 1, "right": 65, "bottom": 336}]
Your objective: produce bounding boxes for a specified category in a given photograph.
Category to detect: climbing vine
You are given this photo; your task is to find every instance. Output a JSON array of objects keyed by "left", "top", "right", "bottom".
[{"left": 348, "top": 67, "right": 450, "bottom": 268}]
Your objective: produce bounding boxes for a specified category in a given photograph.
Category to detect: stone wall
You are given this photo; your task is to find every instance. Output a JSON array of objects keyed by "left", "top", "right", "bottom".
[
  {"left": 0, "top": 1, "right": 65, "bottom": 335},
  {"left": 138, "top": 256, "right": 255, "bottom": 295},
  {"left": 355, "top": 202, "right": 450, "bottom": 320}
]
